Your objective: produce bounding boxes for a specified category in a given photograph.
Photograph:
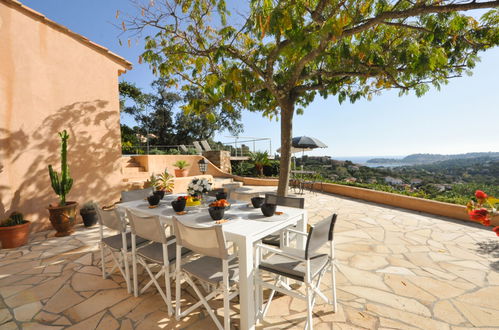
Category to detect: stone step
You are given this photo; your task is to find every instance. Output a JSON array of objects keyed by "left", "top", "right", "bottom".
[
  {"left": 123, "top": 166, "right": 146, "bottom": 174},
  {"left": 123, "top": 172, "right": 151, "bottom": 181},
  {"left": 121, "top": 156, "right": 140, "bottom": 166}
]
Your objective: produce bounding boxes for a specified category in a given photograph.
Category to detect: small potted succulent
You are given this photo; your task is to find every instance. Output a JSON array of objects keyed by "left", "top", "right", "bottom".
[
  {"left": 173, "top": 160, "right": 190, "bottom": 177},
  {"left": 47, "top": 130, "right": 78, "bottom": 237},
  {"left": 251, "top": 197, "right": 265, "bottom": 208},
  {"left": 146, "top": 173, "right": 163, "bottom": 199},
  {"left": 79, "top": 202, "right": 97, "bottom": 227},
  {"left": 0, "top": 212, "right": 31, "bottom": 248},
  {"left": 147, "top": 194, "right": 160, "bottom": 207},
  {"left": 155, "top": 169, "right": 175, "bottom": 198},
  {"left": 171, "top": 196, "right": 188, "bottom": 212}
]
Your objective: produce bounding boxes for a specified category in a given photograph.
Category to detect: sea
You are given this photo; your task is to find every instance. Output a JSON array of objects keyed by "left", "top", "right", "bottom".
[{"left": 333, "top": 156, "right": 406, "bottom": 168}]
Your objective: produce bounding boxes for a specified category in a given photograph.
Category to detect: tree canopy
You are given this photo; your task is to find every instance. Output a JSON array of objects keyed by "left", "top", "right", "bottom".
[
  {"left": 123, "top": 0, "right": 499, "bottom": 195},
  {"left": 119, "top": 79, "right": 243, "bottom": 149}
]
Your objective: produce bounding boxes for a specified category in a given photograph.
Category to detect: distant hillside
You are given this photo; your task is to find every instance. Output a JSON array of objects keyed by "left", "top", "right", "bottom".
[{"left": 367, "top": 152, "right": 499, "bottom": 165}]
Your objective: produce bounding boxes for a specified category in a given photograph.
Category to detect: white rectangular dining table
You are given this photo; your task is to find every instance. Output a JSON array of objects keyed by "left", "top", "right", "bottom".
[{"left": 117, "top": 195, "right": 308, "bottom": 330}]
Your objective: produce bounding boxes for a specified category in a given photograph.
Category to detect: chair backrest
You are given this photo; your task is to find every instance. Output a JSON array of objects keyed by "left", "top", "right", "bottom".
[
  {"left": 94, "top": 204, "right": 125, "bottom": 232},
  {"left": 172, "top": 218, "right": 229, "bottom": 259},
  {"left": 192, "top": 141, "right": 203, "bottom": 154},
  {"left": 179, "top": 144, "right": 188, "bottom": 153},
  {"left": 200, "top": 140, "right": 212, "bottom": 151},
  {"left": 121, "top": 188, "right": 152, "bottom": 202},
  {"left": 265, "top": 193, "right": 305, "bottom": 209},
  {"left": 305, "top": 214, "right": 338, "bottom": 259},
  {"left": 126, "top": 209, "right": 168, "bottom": 244}
]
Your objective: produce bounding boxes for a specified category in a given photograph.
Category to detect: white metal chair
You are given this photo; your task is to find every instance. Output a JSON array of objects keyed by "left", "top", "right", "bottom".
[
  {"left": 173, "top": 217, "right": 239, "bottom": 330},
  {"left": 94, "top": 205, "right": 148, "bottom": 294},
  {"left": 126, "top": 210, "right": 191, "bottom": 316},
  {"left": 255, "top": 214, "right": 338, "bottom": 330},
  {"left": 261, "top": 194, "right": 305, "bottom": 247}
]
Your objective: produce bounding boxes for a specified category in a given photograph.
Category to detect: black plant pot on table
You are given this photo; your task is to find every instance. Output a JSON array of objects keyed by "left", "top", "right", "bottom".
[
  {"left": 171, "top": 199, "right": 186, "bottom": 212},
  {"left": 147, "top": 195, "right": 160, "bottom": 206},
  {"left": 251, "top": 197, "right": 265, "bottom": 208},
  {"left": 209, "top": 206, "right": 225, "bottom": 220},
  {"left": 153, "top": 190, "right": 165, "bottom": 200},
  {"left": 261, "top": 203, "right": 276, "bottom": 217},
  {"left": 216, "top": 192, "right": 228, "bottom": 200}
]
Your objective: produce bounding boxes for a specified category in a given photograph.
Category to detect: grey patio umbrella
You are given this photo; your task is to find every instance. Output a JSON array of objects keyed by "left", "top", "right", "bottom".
[
  {"left": 291, "top": 136, "right": 327, "bottom": 149},
  {"left": 277, "top": 136, "right": 328, "bottom": 169}
]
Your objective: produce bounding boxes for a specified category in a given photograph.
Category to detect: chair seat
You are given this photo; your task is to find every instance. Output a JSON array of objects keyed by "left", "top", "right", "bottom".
[
  {"left": 259, "top": 251, "right": 329, "bottom": 282},
  {"left": 102, "top": 232, "right": 148, "bottom": 251},
  {"left": 261, "top": 234, "right": 280, "bottom": 247},
  {"left": 137, "top": 239, "right": 191, "bottom": 264},
  {"left": 182, "top": 256, "right": 239, "bottom": 285}
]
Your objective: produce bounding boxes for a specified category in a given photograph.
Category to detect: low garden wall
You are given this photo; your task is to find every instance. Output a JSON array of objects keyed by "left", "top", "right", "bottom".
[
  {"left": 315, "top": 182, "right": 471, "bottom": 222},
  {"left": 231, "top": 176, "right": 487, "bottom": 225}
]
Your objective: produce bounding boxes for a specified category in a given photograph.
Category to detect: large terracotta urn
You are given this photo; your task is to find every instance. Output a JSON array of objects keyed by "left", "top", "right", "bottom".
[{"left": 47, "top": 201, "right": 78, "bottom": 237}]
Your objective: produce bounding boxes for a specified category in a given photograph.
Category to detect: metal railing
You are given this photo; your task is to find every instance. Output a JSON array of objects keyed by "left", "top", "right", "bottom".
[
  {"left": 220, "top": 136, "right": 273, "bottom": 158},
  {"left": 122, "top": 145, "right": 198, "bottom": 155},
  {"left": 122, "top": 137, "right": 274, "bottom": 158}
]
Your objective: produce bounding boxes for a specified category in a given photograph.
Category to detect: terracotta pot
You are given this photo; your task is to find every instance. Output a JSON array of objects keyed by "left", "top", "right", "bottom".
[
  {"left": 0, "top": 221, "right": 31, "bottom": 249},
  {"left": 174, "top": 169, "right": 188, "bottom": 177},
  {"left": 47, "top": 201, "right": 78, "bottom": 237}
]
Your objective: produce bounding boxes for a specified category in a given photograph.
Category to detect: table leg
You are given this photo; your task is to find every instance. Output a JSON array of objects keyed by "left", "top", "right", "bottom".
[{"left": 237, "top": 237, "right": 256, "bottom": 330}]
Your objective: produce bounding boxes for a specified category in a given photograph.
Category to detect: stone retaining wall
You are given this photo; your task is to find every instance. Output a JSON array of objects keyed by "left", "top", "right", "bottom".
[{"left": 231, "top": 177, "right": 486, "bottom": 224}]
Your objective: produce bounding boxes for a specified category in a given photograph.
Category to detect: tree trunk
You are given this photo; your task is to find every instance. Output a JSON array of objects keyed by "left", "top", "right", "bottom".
[{"left": 277, "top": 99, "right": 294, "bottom": 197}]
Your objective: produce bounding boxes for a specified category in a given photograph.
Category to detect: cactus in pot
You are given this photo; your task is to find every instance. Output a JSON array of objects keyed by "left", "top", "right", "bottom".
[
  {"left": 47, "top": 130, "right": 78, "bottom": 237},
  {"left": 48, "top": 130, "right": 73, "bottom": 206}
]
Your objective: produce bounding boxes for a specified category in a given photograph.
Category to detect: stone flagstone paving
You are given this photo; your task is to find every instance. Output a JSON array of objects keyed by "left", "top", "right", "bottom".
[{"left": 0, "top": 187, "right": 498, "bottom": 329}]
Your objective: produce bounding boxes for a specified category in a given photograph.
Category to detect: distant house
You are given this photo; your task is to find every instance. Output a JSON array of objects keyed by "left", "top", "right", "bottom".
[
  {"left": 345, "top": 177, "right": 357, "bottom": 183},
  {"left": 0, "top": 0, "right": 131, "bottom": 232},
  {"left": 384, "top": 176, "right": 403, "bottom": 185},
  {"left": 434, "top": 184, "right": 452, "bottom": 192},
  {"left": 348, "top": 165, "right": 359, "bottom": 171},
  {"left": 410, "top": 179, "right": 423, "bottom": 187}
]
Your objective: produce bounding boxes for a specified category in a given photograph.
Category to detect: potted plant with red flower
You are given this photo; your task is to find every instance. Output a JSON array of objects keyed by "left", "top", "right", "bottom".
[
  {"left": 172, "top": 196, "right": 188, "bottom": 212},
  {"left": 467, "top": 190, "right": 499, "bottom": 236}
]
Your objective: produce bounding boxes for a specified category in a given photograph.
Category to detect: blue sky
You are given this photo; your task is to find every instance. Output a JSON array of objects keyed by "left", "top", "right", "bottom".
[{"left": 21, "top": 0, "right": 499, "bottom": 158}]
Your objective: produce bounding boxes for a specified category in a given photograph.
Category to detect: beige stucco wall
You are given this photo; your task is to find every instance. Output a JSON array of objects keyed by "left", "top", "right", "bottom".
[{"left": 0, "top": 2, "right": 128, "bottom": 232}]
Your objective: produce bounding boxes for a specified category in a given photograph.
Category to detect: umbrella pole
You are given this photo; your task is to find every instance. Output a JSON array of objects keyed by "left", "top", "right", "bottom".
[{"left": 301, "top": 149, "right": 304, "bottom": 171}]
